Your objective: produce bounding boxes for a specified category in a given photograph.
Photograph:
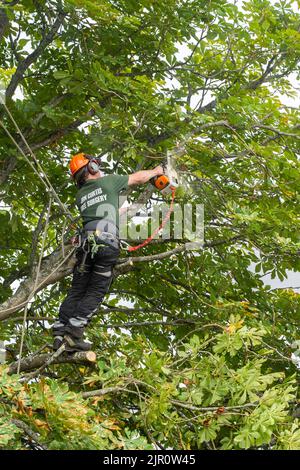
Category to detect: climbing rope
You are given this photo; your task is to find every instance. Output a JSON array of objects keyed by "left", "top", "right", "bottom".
[
  {"left": 0, "top": 101, "right": 74, "bottom": 222},
  {"left": 0, "top": 101, "right": 80, "bottom": 323},
  {"left": 17, "top": 197, "right": 52, "bottom": 374},
  {"left": 0, "top": 247, "right": 76, "bottom": 316}
]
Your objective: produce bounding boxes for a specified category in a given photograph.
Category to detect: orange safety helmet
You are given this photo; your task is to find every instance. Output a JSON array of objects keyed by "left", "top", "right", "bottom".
[{"left": 70, "top": 152, "right": 90, "bottom": 177}]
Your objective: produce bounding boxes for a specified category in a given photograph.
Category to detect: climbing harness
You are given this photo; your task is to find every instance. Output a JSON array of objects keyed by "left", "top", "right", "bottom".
[{"left": 73, "top": 219, "right": 120, "bottom": 273}]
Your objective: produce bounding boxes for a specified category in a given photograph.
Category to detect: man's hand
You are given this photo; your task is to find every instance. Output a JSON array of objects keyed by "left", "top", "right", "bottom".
[
  {"left": 153, "top": 165, "right": 164, "bottom": 176},
  {"left": 128, "top": 165, "right": 165, "bottom": 186}
]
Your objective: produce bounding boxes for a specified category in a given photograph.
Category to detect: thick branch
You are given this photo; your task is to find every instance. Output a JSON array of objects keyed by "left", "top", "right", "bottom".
[
  {"left": 0, "top": 246, "right": 76, "bottom": 321},
  {"left": 0, "top": 236, "right": 241, "bottom": 320},
  {"left": 9, "top": 350, "right": 96, "bottom": 374}
]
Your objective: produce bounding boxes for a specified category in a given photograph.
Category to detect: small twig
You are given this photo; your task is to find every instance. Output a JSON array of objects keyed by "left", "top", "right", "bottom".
[
  {"left": 11, "top": 419, "right": 48, "bottom": 450},
  {"left": 170, "top": 400, "right": 257, "bottom": 412},
  {"left": 83, "top": 386, "right": 140, "bottom": 399}
]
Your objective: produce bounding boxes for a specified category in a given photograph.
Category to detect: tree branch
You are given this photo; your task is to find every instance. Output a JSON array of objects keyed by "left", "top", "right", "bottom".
[
  {"left": 0, "top": 246, "right": 76, "bottom": 321},
  {"left": 247, "top": 53, "right": 285, "bottom": 90},
  {"left": 9, "top": 350, "right": 96, "bottom": 374},
  {"left": 3, "top": 1, "right": 21, "bottom": 5},
  {"left": 195, "top": 52, "right": 289, "bottom": 115},
  {"left": 253, "top": 123, "right": 300, "bottom": 139},
  {"left": 0, "top": 108, "right": 96, "bottom": 185},
  {"left": 83, "top": 386, "right": 139, "bottom": 399},
  {"left": 28, "top": 93, "right": 71, "bottom": 129},
  {"left": 6, "top": 9, "right": 67, "bottom": 100},
  {"left": 11, "top": 418, "right": 48, "bottom": 450},
  {"left": 0, "top": 236, "right": 241, "bottom": 321},
  {"left": 170, "top": 399, "right": 257, "bottom": 412},
  {"left": 82, "top": 386, "right": 258, "bottom": 414},
  {"left": 30, "top": 108, "right": 96, "bottom": 151},
  {"left": 0, "top": 8, "right": 8, "bottom": 42},
  {"left": 117, "top": 236, "right": 242, "bottom": 274}
]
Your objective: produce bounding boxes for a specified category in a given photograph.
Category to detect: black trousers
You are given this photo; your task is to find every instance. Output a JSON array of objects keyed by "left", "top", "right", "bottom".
[{"left": 53, "top": 244, "right": 120, "bottom": 338}]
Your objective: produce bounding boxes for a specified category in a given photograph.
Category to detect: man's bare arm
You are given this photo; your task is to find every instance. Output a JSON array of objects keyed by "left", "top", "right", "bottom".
[{"left": 128, "top": 166, "right": 164, "bottom": 186}]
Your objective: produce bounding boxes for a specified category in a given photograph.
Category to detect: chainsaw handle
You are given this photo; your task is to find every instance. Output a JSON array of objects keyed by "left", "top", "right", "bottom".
[{"left": 150, "top": 160, "right": 168, "bottom": 190}]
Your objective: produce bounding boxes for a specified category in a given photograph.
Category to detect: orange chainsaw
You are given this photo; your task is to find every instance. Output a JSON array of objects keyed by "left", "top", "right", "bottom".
[
  {"left": 127, "top": 151, "right": 181, "bottom": 252},
  {"left": 150, "top": 152, "right": 179, "bottom": 193}
]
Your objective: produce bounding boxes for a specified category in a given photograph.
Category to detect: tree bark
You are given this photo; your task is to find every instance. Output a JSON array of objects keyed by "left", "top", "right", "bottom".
[
  {"left": 9, "top": 350, "right": 96, "bottom": 374},
  {"left": 0, "top": 9, "right": 9, "bottom": 42},
  {"left": 0, "top": 236, "right": 241, "bottom": 321},
  {"left": 5, "top": 9, "right": 67, "bottom": 100}
]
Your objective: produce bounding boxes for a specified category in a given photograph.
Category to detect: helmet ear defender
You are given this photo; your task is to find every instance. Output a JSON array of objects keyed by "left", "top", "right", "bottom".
[
  {"left": 70, "top": 153, "right": 101, "bottom": 180},
  {"left": 87, "top": 159, "right": 100, "bottom": 175},
  {"left": 84, "top": 154, "right": 100, "bottom": 175}
]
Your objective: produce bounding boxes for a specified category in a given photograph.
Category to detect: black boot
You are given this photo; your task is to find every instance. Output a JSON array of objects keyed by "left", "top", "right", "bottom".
[
  {"left": 64, "top": 334, "right": 91, "bottom": 352},
  {"left": 52, "top": 321, "right": 66, "bottom": 351},
  {"left": 53, "top": 335, "right": 64, "bottom": 351},
  {"left": 63, "top": 319, "right": 92, "bottom": 352}
]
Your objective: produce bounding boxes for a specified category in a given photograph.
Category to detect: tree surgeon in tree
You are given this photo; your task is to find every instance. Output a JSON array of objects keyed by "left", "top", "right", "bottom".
[{"left": 52, "top": 153, "right": 163, "bottom": 352}]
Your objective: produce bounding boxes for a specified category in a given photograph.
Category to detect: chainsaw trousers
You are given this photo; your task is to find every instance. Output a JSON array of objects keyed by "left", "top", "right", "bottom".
[{"left": 53, "top": 244, "right": 119, "bottom": 338}]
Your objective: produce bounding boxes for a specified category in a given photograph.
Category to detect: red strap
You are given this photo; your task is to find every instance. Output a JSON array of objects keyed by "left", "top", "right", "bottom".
[{"left": 128, "top": 189, "right": 176, "bottom": 252}]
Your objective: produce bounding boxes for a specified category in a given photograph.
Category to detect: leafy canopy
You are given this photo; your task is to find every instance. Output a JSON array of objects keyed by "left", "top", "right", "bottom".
[{"left": 0, "top": 0, "right": 299, "bottom": 450}]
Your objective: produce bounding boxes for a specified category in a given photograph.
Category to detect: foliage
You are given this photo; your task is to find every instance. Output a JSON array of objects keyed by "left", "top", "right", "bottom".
[
  {"left": 0, "top": 0, "right": 299, "bottom": 450},
  {"left": 1, "top": 321, "right": 300, "bottom": 449}
]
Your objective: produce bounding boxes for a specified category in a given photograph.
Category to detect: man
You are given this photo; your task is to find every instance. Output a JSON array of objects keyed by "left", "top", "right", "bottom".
[{"left": 52, "top": 153, "right": 164, "bottom": 352}]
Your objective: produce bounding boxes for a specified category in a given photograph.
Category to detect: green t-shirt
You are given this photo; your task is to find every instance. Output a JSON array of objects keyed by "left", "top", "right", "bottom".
[{"left": 76, "top": 174, "right": 129, "bottom": 228}]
